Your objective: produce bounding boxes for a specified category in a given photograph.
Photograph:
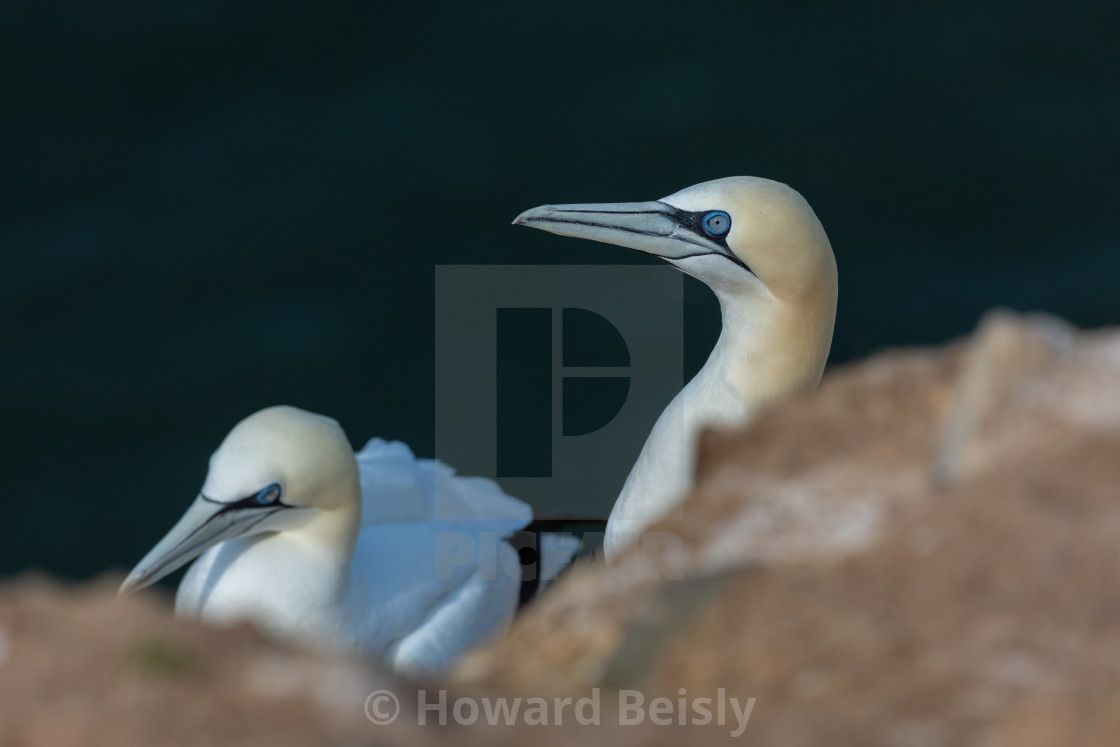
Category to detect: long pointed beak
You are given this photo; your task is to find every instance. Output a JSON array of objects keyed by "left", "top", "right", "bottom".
[
  {"left": 119, "top": 496, "right": 286, "bottom": 595},
  {"left": 513, "top": 200, "right": 727, "bottom": 261}
]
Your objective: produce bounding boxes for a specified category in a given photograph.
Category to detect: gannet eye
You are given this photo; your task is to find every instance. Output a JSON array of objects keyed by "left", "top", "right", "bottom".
[
  {"left": 702, "top": 211, "right": 731, "bottom": 237},
  {"left": 255, "top": 483, "right": 282, "bottom": 506}
]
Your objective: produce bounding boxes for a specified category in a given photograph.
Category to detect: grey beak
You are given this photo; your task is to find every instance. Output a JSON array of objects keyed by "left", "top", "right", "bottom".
[
  {"left": 119, "top": 496, "right": 285, "bottom": 595},
  {"left": 513, "top": 200, "right": 730, "bottom": 262}
]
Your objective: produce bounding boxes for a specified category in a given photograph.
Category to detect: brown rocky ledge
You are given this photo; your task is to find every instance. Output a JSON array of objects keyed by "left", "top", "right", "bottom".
[
  {"left": 4, "top": 310, "right": 1120, "bottom": 746},
  {"left": 459, "top": 310, "right": 1120, "bottom": 746}
]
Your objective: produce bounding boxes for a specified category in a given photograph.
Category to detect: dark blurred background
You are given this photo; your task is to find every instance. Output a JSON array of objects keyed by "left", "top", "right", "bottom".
[{"left": 2, "top": 0, "right": 1118, "bottom": 578}]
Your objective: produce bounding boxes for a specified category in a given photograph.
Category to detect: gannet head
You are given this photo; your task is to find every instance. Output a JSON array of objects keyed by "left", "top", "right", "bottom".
[
  {"left": 513, "top": 176, "right": 837, "bottom": 307},
  {"left": 119, "top": 406, "right": 360, "bottom": 595}
]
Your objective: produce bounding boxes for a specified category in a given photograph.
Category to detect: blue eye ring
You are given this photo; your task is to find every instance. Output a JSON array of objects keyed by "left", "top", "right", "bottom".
[
  {"left": 702, "top": 210, "right": 731, "bottom": 237},
  {"left": 255, "top": 483, "right": 282, "bottom": 505}
]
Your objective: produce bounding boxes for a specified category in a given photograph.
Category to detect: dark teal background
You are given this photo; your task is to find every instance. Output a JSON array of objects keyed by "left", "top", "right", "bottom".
[{"left": 3, "top": 1, "right": 1118, "bottom": 577}]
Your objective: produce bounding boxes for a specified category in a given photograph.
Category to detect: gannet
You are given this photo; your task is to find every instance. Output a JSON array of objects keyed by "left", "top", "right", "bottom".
[
  {"left": 120, "top": 405, "right": 532, "bottom": 677},
  {"left": 515, "top": 177, "right": 838, "bottom": 555}
]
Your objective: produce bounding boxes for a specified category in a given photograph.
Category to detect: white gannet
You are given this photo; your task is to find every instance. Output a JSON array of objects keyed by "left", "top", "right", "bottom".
[
  {"left": 514, "top": 176, "right": 838, "bottom": 556},
  {"left": 120, "top": 405, "right": 533, "bottom": 677}
]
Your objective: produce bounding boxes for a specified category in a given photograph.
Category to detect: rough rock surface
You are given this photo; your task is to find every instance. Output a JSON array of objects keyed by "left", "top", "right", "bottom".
[
  {"left": 4, "top": 311, "right": 1120, "bottom": 745},
  {"left": 0, "top": 577, "right": 691, "bottom": 745},
  {"left": 459, "top": 311, "right": 1120, "bottom": 745},
  {"left": 0, "top": 575, "right": 388, "bottom": 746}
]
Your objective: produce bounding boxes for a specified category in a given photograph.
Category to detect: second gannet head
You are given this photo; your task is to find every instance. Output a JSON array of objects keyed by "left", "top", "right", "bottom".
[
  {"left": 514, "top": 176, "right": 838, "bottom": 392},
  {"left": 120, "top": 405, "right": 360, "bottom": 595}
]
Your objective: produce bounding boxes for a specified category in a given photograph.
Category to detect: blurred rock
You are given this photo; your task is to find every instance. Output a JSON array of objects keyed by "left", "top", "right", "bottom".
[
  {"left": 459, "top": 310, "right": 1120, "bottom": 745},
  {"left": 6, "top": 310, "right": 1120, "bottom": 745},
  {"left": 0, "top": 574, "right": 391, "bottom": 746},
  {"left": 0, "top": 576, "right": 685, "bottom": 745}
]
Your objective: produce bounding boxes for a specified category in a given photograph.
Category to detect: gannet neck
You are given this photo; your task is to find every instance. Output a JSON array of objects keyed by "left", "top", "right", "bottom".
[
  {"left": 257, "top": 475, "right": 362, "bottom": 603},
  {"left": 709, "top": 262, "right": 837, "bottom": 409},
  {"left": 285, "top": 468, "right": 362, "bottom": 560}
]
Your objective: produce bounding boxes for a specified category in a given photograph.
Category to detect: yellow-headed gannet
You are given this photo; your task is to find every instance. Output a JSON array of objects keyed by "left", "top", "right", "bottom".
[
  {"left": 120, "top": 405, "right": 532, "bottom": 676},
  {"left": 515, "top": 176, "right": 838, "bottom": 556}
]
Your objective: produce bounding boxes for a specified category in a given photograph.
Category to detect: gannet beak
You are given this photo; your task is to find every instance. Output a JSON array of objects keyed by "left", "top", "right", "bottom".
[
  {"left": 119, "top": 495, "right": 295, "bottom": 595},
  {"left": 513, "top": 200, "right": 748, "bottom": 271}
]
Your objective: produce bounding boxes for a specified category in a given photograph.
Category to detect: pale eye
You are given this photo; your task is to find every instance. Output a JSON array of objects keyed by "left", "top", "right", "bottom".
[
  {"left": 702, "top": 211, "right": 731, "bottom": 237},
  {"left": 255, "top": 483, "right": 282, "bottom": 505}
]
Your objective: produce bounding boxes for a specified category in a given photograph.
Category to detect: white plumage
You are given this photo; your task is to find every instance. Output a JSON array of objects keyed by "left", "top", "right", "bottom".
[
  {"left": 516, "top": 177, "right": 838, "bottom": 556},
  {"left": 122, "top": 406, "right": 530, "bottom": 677}
]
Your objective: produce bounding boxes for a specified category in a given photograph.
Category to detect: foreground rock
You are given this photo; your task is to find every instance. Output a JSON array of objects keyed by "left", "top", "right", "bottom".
[
  {"left": 5, "top": 311, "right": 1120, "bottom": 745},
  {"left": 0, "top": 575, "right": 390, "bottom": 746},
  {"left": 460, "top": 311, "right": 1120, "bottom": 745}
]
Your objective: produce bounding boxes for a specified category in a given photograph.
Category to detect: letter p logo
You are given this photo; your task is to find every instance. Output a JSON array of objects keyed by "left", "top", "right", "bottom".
[{"left": 435, "top": 266, "right": 683, "bottom": 517}]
